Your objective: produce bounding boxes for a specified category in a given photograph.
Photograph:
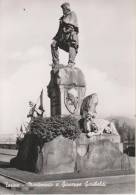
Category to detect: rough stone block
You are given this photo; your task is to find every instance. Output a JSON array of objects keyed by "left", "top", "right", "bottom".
[
  {"left": 10, "top": 134, "right": 40, "bottom": 172},
  {"left": 75, "top": 133, "right": 131, "bottom": 173},
  {"left": 58, "top": 66, "right": 86, "bottom": 86},
  {"left": 40, "top": 135, "right": 76, "bottom": 175}
]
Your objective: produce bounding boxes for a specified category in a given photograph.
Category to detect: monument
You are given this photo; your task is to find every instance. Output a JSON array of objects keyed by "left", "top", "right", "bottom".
[{"left": 10, "top": 2, "right": 132, "bottom": 176}]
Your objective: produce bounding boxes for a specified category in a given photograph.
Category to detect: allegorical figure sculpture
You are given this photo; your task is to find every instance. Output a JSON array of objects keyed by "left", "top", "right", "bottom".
[
  {"left": 80, "top": 93, "right": 98, "bottom": 137},
  {"left": 80, "top": 93, "right": 119, "bottom": 137},
  {"left": 51, "top": 2, "right": 79, "bottom": 68}
]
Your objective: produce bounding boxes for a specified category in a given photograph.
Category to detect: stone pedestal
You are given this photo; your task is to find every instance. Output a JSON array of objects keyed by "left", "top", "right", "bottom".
[
  {"left": 47, "top": 66, "right": 86, "bottom": 117},
  {"left": 40, "top": 135, "right": 76, "bottom": 175},
  {"left": 75, "top": 133, "right": 130, "bottom": 173}
]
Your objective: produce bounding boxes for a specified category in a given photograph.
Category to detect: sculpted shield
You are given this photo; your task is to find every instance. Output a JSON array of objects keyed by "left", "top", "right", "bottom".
[{"left": 64, "top": 87, "right": 78, "bottom": 114}]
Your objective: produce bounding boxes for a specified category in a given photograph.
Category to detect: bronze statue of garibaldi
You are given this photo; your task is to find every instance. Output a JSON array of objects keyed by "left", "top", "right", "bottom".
[{"left": 51, "top": 2, "right": 79, "bottom": 68}]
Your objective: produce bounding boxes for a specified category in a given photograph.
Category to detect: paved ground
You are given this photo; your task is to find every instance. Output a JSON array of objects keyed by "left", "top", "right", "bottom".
[
  {"left": 1, "top": 181, "right": 134, "bottom": 194},
  {"left": 0, "top": 149, "right": 135, "bottom": 194},
  {"left": 0, "top": 186, "right": 18, "bottom": 194}
]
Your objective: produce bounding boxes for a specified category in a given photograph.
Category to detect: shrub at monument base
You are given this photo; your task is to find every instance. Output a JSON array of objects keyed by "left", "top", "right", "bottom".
[
  {"left": 30, "top": 115, "right": 81, "bottom": 143},
  {"left": 10, "top": 116, "right": 81, "bottom": 172}
]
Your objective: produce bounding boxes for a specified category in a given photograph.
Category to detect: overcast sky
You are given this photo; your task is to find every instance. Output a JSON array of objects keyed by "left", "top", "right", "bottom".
[{"left": 0, "top": 0, "right": 135, "bottom": 134}]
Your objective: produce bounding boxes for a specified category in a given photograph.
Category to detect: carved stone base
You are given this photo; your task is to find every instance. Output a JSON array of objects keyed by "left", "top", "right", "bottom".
[
  {"left": 76, "top": 133, "right": 130, "bottom": 173},
  {"left": 10, "top": 133, "right": 131, "bottom": 175},
  {"left": 40, "top": 135, "right": 76, "bottom": 175},
  {"left": 47, "top": 66, "right": 86, "bottom": 116}
]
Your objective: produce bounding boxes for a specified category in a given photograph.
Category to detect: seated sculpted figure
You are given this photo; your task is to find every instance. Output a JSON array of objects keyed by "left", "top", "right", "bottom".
[
  {"left": 80, "top": 93, "right": 99, "bottom": 137},
  {"left": 80, "top": 93, "right": 119, "bottom": 137},
  {"left": 51, "top": 2, "right": 79, "bottom": 68}
]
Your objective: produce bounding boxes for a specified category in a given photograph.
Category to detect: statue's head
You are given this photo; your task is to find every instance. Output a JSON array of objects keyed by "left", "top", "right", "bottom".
[{"left": 61, "top": 2, "right": 71, "bottom": 15}]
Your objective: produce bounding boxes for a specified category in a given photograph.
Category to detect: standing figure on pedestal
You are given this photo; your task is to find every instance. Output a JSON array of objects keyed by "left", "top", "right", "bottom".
[{"left": 51, "top": 2, "right": 79, "bottom": 68}]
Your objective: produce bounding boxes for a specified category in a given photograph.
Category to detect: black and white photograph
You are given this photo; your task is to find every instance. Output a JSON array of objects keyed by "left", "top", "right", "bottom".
[{"left": 0, "top": 0, "right": 135, "bottom": 194}]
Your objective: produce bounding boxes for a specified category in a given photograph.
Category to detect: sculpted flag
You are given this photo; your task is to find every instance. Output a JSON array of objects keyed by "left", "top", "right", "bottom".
[
  {"left": 38, "top": 89, "right": 44, "bottom": 112},
  {"left": 20, "top": 125, "right": 23, "bottom": 132}
]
